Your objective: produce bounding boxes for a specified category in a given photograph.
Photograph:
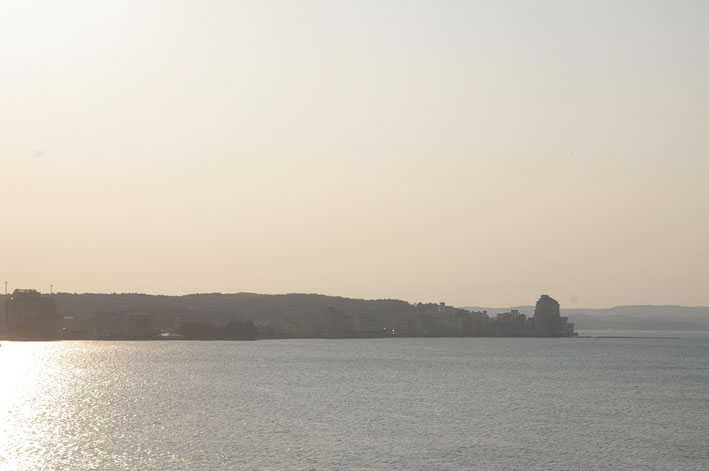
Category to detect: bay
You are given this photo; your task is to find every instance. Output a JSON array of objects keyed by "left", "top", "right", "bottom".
[{"left": 1, "top": 334, "right": 708, "bottom": 470}]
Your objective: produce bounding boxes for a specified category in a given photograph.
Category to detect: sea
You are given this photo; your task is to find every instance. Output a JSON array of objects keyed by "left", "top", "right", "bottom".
[{"left": 1, "top": 332, "right": 708, "bottom": 470}]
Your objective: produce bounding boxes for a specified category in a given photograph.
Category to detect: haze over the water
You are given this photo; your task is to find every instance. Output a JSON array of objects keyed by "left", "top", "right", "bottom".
[{"left": 2, "top": 1, "right": 708, "bottom": 308}]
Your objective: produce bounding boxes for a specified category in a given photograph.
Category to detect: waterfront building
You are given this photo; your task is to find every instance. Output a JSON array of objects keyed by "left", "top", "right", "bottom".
[
  {"left": 325, "top": 308, "right": 354, "bottom": 338},
  {"left": 532, "top": 295, "right": 575, "bottom": 336},
  {"left": 5, "top": 289, "right": 59, "bottom": 340},
  {"left": 95, "top": 310, "right": 156, "bottom": 339},
  {"left": 343, "top": 314, "right": 354, "bottom": 337},
  {"left": 494, "top": 309, "right": 527, "bottom": 336},
  {"left": 533, "top": 294, "right": 560, "bottom": 336},
  {"left": 565, "top": 321, "right": 575, "bottom": 336},
  {"left": 356, "top": 311, "right": 384, "bottom": 336},
  {"left": 454, "top": 311, "right": 474, "bottom": 336}
]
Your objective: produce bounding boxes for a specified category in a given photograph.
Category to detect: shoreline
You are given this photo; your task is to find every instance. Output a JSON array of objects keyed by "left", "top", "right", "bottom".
[{"left": 0, "top": 335, "right": 691, "bottom": 342}]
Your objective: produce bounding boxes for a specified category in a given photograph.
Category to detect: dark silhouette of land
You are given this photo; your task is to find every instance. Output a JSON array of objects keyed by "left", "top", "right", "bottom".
[
  {"left": 2, "top": 291, "right": 707, "bottom": 341},
  {"left": 178, "top": 320, "right": 257, "bottom": 341},
  {"left": 465, "top": 304, "right": 709, "bottom": 331}
]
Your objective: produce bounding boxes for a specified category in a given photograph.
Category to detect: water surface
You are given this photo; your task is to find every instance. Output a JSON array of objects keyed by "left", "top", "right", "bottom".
[{"left": 1, "top": 335, "right": 708, "bottom": 470}]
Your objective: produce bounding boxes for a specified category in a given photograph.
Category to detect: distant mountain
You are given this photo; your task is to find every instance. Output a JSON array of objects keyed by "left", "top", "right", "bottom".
[{"left": 461, "top": 305, "right": 709, "bottom": 331}]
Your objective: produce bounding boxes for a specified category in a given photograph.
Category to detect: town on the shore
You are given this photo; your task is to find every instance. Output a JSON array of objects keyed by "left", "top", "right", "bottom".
[{"left": 1, "top": 289, "right": 575, "bottom": 341}]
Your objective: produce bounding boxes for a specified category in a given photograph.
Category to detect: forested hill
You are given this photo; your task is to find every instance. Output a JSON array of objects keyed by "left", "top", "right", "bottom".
[{"left": 42, "top": 292, "right": 416, "bottom": 327}]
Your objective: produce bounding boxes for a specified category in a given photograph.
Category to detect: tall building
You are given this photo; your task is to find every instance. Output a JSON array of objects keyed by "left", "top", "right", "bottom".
[
  {"left": 5, "top": 289, "right": 59, "bottom": 340},
  {"left": 532, "top": 294, "right": 574, "bottom": 337},
  {"left": 533, "top": 294, "right": 561, "bottom": 337}
]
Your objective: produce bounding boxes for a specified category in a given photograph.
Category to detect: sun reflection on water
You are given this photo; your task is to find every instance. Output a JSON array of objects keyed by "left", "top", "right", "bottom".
[
  {"left": 1, "top": 342, "right": 76, "bottom": 471},
  {"left": 1, "top": 338, "right": 708, "bottom": 470}
]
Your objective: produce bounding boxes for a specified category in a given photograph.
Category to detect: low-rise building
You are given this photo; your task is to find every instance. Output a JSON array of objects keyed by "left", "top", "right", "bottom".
[
  {"left": 356, "top": 311, "right": 385, "bottom": 336},
  {"left": 95, "top": 310, "right": 156, "bottom": 339}
]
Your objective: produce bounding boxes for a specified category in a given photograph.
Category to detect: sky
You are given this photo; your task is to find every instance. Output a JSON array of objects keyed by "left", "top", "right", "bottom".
[{"left": 1, "top": 0, "right": 708, "bottom": 308}]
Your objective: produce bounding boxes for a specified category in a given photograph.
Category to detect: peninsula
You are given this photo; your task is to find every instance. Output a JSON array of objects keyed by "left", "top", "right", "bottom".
[{"left": 2, "top": 290, "right": 576, "bottom": 341}]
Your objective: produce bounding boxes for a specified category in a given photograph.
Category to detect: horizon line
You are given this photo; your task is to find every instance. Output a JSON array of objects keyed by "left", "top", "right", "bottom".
[{"left": 2, "top": 290, "right": 708, "bottom": 310}]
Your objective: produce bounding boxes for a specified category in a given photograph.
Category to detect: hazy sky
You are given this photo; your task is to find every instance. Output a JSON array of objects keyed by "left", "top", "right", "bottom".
[{"left": 2, "top": 1, "right": 708, "bottom": 308}]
